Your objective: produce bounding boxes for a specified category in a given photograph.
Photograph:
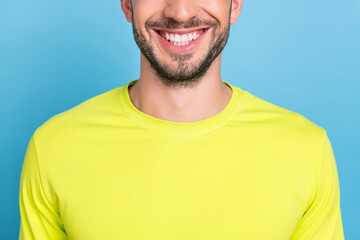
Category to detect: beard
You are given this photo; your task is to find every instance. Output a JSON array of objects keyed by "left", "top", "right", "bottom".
[{"left": 131, "top": 13, "right": 231, "bottom": 88}]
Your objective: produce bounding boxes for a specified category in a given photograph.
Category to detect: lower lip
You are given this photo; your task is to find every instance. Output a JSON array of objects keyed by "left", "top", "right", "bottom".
[{"left": 154, "top": 29, "right": 208, "bottom": 53}]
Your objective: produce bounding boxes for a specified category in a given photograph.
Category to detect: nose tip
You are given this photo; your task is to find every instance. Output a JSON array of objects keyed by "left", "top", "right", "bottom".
[{"left": 163, "top": 0, "right": 200, "bottom": 23}]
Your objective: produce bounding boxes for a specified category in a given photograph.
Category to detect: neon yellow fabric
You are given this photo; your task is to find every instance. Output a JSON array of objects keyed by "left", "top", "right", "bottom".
[{"left": 19, "top": 80, "right": 344, "bottom": 239}]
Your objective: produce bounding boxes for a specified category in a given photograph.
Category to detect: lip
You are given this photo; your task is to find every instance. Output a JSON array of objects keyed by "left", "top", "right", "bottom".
[{"left": 153, "top": 28, "right": 209, "bottom": 53}]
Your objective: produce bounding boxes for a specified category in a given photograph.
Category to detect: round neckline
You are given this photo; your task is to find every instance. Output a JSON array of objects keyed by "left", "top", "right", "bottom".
[{"left": 119, "top": 80, "right": 243, "bottom": 135}]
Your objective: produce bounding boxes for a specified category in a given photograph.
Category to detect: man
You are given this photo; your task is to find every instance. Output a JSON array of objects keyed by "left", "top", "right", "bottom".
[{"left": 19, "top": 0, "right": 344, "bottom": 239}]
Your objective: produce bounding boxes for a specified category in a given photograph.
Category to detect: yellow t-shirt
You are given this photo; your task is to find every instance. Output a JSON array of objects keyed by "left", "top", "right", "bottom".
[{"left": 19, "top": 80, "right": 344, "bottom": 240}]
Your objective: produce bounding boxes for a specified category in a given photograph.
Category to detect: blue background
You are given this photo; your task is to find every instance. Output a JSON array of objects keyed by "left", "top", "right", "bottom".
[{"left": 1, "top": 0, "right": 359, "bottom": 239}]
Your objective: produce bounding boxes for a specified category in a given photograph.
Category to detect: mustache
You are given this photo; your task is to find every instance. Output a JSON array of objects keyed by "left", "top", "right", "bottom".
[{"left": 145, "top": 17, "right": 218, "bottom": 29}]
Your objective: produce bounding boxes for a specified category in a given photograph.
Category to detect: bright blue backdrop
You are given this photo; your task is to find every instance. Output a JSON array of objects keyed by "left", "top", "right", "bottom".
[{"left": 1, "top": 0, "right": 359, "bottom": 239}]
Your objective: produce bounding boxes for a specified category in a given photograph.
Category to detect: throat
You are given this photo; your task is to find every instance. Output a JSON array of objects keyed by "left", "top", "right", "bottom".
[{"left": 128, "top": 80, "right": 231, "bottom": 123}]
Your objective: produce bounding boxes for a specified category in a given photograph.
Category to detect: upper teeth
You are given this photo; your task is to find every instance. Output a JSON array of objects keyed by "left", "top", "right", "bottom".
[{"left": 161, "top": 31, "right": 202, "bottom": 44}]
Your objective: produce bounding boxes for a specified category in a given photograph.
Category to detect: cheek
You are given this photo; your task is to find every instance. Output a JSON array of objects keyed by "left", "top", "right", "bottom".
[
  {"left": 132, "top": 1, "right": 165, "bottom": 38},
  {"left": 198, "top": 0, "right": 231, "bottom": 21},
  {"left": 132, "top": 0, "right": 165, "bottom": 22}
]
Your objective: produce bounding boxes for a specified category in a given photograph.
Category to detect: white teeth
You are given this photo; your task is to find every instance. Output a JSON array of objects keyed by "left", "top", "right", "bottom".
[
  {"left": 174, "top": 34, "right": 181, "bottom": 42},
  {"left": 181, "top": 34, "right": 187, "bottom": 42},
  {"left": 193, "top": 32, "right": 197, "bottom": 39},
  {"left": 160, "top": 30, "right": 204, "bottom": 46}
]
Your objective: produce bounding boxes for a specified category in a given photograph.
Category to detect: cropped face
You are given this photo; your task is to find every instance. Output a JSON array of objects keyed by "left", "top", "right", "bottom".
[{"left": 121, "top": 0, "right": 242, "bottom": 87}]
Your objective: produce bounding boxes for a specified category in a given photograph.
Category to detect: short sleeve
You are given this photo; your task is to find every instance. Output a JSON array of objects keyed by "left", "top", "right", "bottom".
[
  {"left": 19, "top": 136, "right": 68, "bottom": 240},
  {"left": 289, "top": 132, "right": 345, "bottom": 240}
]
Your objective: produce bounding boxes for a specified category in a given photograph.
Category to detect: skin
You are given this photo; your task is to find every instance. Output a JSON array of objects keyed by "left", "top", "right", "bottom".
[{"left": 120, "top": 0, "right": 243, "bottom": 122}]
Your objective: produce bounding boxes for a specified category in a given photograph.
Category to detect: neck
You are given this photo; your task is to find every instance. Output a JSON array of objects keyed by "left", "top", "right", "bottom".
[{"left": 128, "top": 54, "right": 232, "bottom": 122}]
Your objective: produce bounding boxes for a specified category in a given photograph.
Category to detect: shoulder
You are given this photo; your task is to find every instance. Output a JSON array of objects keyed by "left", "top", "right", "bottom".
[
  {"left": 235, "top": 88, "right": 326, "bottom": 144},
  {"left": 33, "top": 87, "right": 123, "bottom": 145}
]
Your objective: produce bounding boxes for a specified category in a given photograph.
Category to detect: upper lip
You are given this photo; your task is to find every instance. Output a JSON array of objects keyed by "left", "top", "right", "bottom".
[{"left": 152, "top": 27, "right": 210, "bottom": 34}]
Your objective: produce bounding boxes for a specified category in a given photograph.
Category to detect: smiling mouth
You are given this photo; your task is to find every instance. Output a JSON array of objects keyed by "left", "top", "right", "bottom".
[{"left": 154, "top": 28, "right": 209, "bottom": 46}]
